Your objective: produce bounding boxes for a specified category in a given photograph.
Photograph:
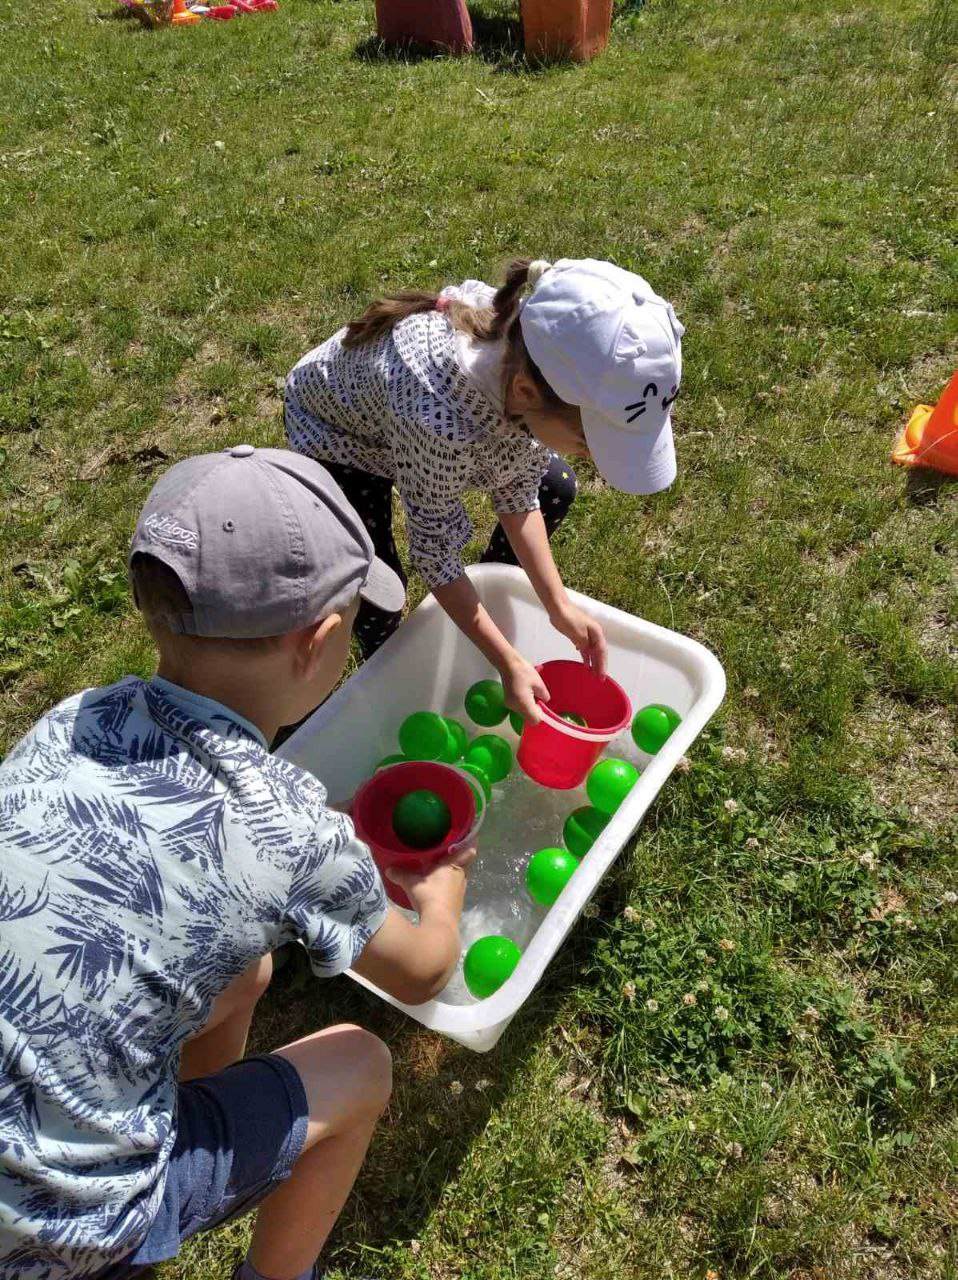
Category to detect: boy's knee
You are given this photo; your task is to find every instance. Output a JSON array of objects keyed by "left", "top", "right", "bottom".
[
  {"left": 280, "top": 1024, "right": 392, "bottom": 1131},
  {"left": 238, "top": 953, "right": 273, "bottom": 1006},
  {"left": 341, "top": 1025, "right": 392, "bottom": 1114}
]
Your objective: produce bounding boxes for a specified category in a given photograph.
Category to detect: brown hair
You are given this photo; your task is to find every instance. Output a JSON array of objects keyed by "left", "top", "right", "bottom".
[
  {"left": 342, "top": 258, "right": 566, "bottom": 410},
  {"left": 130, "top": 553, "right": 283, "bottom": 652}
]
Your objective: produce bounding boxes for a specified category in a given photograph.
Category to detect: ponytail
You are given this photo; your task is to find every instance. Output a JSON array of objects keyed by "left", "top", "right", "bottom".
[
  {"left": 341, "top": 258, "right": 540, "bottom": 349},
  {"left": 340, "top": 257, "right": 564, "bottom": 408},
  {"left": 342, "top": 291, "right": 439, "bottom": 348},
  {"left": 487, "top": 258, "right": 533, "bottom": 337},
  {"left": 493, "top": 258, "right": 566, "bottom": 410}
]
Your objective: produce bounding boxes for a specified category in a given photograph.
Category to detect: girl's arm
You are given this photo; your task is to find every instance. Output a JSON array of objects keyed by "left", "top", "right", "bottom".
[
  {"left": 434, "top": 576, "right": 549, "bottom": 722},
  {"left": 497, "top": 509, "right": 608, "bottom": 676},
  {"left": 396, "top": 489, "right": 549, "bottom": 721}
]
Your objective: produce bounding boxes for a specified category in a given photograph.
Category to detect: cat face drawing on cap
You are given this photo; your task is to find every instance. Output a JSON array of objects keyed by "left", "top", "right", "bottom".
[{"left": 519, "top": 258, "right": 684, "bottom": 495}]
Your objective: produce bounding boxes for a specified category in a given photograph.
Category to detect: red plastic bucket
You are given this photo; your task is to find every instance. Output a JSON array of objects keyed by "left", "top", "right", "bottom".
[
  {"left": 521, "top": 0, "right": 612, "bottom": 62},
  {"left": 375, "top": 0, "right": 473, "bottom": 53},
  {"left": 517, "top": 660, "right": 632, "bottom": 790},
  {"left": 353, "top": 761, "right": 480, "bottom": 910}
]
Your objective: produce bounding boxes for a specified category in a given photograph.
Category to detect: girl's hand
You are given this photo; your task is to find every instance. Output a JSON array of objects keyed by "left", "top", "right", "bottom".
[
  {"left": 502, "top": 656, "right": 550, "bottom": 725},
  {"left": 550, "top": 603, "right": 608, "bottom": 676}
]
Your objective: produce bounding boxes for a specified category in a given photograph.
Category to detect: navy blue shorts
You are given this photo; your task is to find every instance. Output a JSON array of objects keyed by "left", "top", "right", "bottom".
[{"left": 96, "top": 1054, "right": 309, "bottom": 1279}]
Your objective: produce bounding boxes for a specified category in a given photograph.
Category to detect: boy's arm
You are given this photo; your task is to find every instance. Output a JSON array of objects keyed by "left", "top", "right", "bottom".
[
  {"left": 352, "top": 847, "right": 475, "bottom": 1006},
  {"left": 497, "top": 509, "right": 608, "bottom": 677}
]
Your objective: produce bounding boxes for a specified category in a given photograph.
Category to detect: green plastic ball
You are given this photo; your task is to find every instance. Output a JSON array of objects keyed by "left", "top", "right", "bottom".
[
  {"left": 459, "top": 761, "right": 492, "bottom": 805},
  {"left": 376, "top": 753, "right": 407, "bottom": 770},
  {"left": 525, "top": 846, "right": 580, "bottom": 907},
  {"left": 631, "top": 704, "right": 681, "bottom": 754},
  {"left": 399, "top": 711, "right": 454, "bottom": 762},
  {"left": 563, "top": 806, "right": 609, "bottom": 858},
  {"left": 465, "top": 734, "right": 513, "bottom": 784},
  {"left": 392, "top": 789, "right": 452, "bottom": 850},
  {"left": 508, "top": 709, "right": 525, "bottom": 736},
  {"left": 464, "top": 679, "right": 507, "bottom": 728},
  {"left": 463, "top": 935, "right": 521, "bottom": 999},
  {"left": 442, "top": 718, "right": 469, "bottom": 761},
  {"left": 559, "top": 711, "right": 588, "bottom": 727},
  {"left": 586, "top": 758, "right": 639, "bottom": 815}
]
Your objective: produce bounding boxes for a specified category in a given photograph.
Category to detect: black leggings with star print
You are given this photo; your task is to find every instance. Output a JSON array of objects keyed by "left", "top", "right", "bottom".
[{"left": 324, "top": 454, "right": 579, "bottom": 660}]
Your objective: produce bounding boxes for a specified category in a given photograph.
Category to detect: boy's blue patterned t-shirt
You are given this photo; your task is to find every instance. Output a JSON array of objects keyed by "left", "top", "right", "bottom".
[{"left": 0, "top": 676, "right": 388, "bottom": 1279}]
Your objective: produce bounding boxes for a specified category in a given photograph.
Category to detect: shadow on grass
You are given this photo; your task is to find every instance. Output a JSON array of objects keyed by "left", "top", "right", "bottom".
[
  {"left": 98, "top": 6, "right": 150, "bottom": 24},
  {"left": 903, "top": 465, "right": 958, "bottom": 506}
]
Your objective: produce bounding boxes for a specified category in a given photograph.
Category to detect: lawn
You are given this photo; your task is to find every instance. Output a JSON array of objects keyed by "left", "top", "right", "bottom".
[{"left": 1, "top": 0, "right": 957, "bottom": 1275}]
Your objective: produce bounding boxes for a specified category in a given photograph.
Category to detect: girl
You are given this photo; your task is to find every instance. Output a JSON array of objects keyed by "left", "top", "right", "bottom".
[{"left": 285, "top": 257, "right": 684, "bottom": 722}]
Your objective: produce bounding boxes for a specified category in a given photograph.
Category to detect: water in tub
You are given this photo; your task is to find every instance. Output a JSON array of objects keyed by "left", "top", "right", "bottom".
[{"left": 425, "top": 720, "right": 645, "bottom": 1006}]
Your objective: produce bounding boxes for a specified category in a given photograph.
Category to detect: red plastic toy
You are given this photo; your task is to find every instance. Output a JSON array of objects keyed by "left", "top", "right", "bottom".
[
  {"left": 521, "top": 0, "right": 612, "bottom": 61},
  {"left": 352, "top": 761, "right": 477, "bottom": 910},
  {"left": 374, "top": 0, "right": 473, "bottom": 53},
  {"left": 517, "top": 660, "right": 632, "bottom": 790}
]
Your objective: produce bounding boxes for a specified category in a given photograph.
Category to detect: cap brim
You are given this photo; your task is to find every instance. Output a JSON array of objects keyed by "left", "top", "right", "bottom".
[
  {"left": 360, "top": 556, "right": 407, "bottom": 614},
  {"left": 581, "top": 408, "right": 677, "bottom": 496}
]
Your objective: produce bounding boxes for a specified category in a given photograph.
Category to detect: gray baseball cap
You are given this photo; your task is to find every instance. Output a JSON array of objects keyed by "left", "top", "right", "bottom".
[{"left": 130, "top": 445, "right": 406, "bottom": 638}]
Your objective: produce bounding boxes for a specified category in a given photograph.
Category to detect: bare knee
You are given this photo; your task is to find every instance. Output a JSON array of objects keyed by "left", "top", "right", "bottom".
[
  {"left": 277, "top": 1024, "right": 392, "bottom": 1137},
  {"left": 236, "top": 952, "right": 273, "bottom": 1007},
  {"left": 345, "top": 1026, "right": 393, "bottom": 1115},
  {"left": 322, "top": 1024, "right": 392, "bottom": 1118}
]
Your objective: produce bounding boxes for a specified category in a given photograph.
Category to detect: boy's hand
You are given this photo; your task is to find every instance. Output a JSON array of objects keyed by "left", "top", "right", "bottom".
[
  {"left": 387, "top": 844, "right": 476, "bottom": 919},
  {"left": 354, "top": 846, "right": 476, "bottom": 1004},
  {"left": 502, "top": 655, "right": 550, "bottom": 724},
  {"left": 550, "top": 603, "right": 608, "bottom": 677}
]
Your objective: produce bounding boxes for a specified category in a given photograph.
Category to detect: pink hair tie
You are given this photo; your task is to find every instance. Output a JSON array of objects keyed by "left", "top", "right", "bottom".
[{"left": 435, "top": 296, "right": 451, "bottom": 313}]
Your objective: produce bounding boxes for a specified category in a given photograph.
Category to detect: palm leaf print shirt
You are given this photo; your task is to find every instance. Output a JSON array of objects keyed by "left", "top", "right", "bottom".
[
  {"left": 0, "top": 677, "right": 387, "bottom": 1279},
  {"left": 283, "top": 280, "right": 553, "bottom": 590}
]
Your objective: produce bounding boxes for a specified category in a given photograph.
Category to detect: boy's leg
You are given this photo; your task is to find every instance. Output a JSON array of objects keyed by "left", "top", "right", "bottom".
[
  {"left": 105, "top": 1018, "right": 387, "bottom": 1280},
  {"left": 244, "top": 1025, "right": 392, "bottom": 1280},
  {"left": 323, "top": 462, "right": 407, "bottom": 659},
  {"left": 179, "top": 954, "right": 273, "bottom": 1082},
  {"left": 481, "top": 454, "right": 578, "bottom": 564}
]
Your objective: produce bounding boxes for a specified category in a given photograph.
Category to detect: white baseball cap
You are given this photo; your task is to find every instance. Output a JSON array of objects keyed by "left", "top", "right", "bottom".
[{"left": 519, "top": 258, "right": 684, "bottom": 495}]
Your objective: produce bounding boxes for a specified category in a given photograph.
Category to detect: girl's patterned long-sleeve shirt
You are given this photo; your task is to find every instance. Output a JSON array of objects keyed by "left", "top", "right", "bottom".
[{"left": 283, "top": 284, "right": 552, "bottom": 590}]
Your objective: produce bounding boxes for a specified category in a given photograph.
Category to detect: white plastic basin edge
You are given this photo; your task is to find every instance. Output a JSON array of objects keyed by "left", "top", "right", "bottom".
[{"left": 342, "top": 606, "right": 726, "bottom": 1044}]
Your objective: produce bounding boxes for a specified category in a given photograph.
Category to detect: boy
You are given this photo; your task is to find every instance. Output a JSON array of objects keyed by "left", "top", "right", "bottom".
[{"left": 0, "top": 446, "right": 473, "bottom": 1280}]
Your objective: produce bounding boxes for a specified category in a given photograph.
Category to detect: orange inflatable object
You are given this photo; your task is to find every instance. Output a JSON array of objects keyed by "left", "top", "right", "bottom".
[
  {"left": 521, "top": 0, "right": 612, "bottom": 61},
  {"left": 171, "top": 0, "right": 200, "bottom": 22},
  {"left": 892, "top": 372, "right": 958, "bottom": 477}
]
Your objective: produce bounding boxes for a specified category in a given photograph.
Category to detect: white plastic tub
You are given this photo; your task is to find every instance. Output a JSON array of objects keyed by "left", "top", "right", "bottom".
[{"left": 278, "top": 565, "right": 726, "bottom": 1052}]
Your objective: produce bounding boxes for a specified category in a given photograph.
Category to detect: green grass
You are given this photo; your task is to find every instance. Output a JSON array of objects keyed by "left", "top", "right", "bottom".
[{"left": 2, "top": 0, "right": 957, "bottom": 1275}]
